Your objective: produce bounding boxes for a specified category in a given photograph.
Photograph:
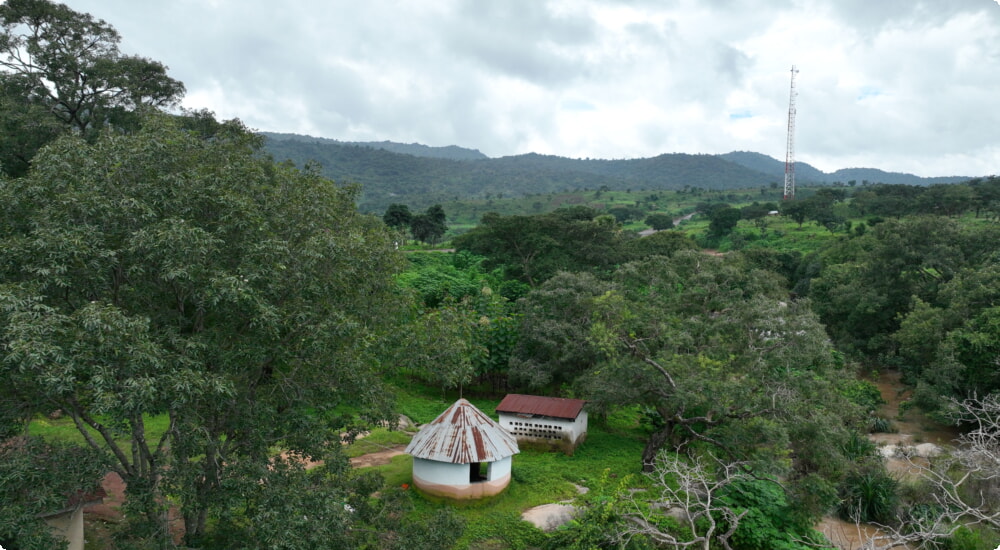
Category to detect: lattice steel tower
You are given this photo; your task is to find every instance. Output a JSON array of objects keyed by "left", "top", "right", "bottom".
[{"left": 783, "top": 65, "right": 799, "bottom": 200}]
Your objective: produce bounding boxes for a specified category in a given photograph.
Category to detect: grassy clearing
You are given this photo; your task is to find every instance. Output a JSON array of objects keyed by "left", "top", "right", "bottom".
[
  {"left": 31, "top": 380, "right": 652, "bottom": 549},
  {"left": 364, "top": 389, "right": 650, "bottom": 550},
  {"left": 344, "top": 428, "right": 413, "bottom": 458}
]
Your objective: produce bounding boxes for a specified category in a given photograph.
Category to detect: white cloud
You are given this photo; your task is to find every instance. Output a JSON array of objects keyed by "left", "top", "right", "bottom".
[{"left": 58, "top": 0, "right": 1000, "bottom": 176}]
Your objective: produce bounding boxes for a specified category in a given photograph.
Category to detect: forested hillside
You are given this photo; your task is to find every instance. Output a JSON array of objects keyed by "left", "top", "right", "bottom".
[
  {"left": 263, "top": 136, "right": 779, "bottom": 212},
  {"left": 264, "top": 135, "right": 973, "bottom": 213},
  {"left": 263, "top": 131, "right": 489, "bottom": 160}
]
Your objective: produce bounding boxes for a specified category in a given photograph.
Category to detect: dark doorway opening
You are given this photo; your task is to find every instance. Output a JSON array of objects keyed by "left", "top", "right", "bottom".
[{"left": 469, "top": 462, "right": 486, "bottom": 482}]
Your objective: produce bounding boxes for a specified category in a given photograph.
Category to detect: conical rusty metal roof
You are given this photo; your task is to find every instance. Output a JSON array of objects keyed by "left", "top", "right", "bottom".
[{"left": 405, "top": 399, "right": 519, "bottom": 463}]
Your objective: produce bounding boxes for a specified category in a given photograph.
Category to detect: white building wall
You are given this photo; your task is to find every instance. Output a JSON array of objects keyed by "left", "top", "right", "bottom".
[
  {"left": 499, "top": 413, "right": 588, "bottom": 443},
  {"left": 574, "top": 411, "right": 588, "bottom": 442},
  {"left": 412, "top": 457, "right": 467, "bottom": 486},
  {"left": 487, "top": 456, "right": 511, "bottom": 482}
]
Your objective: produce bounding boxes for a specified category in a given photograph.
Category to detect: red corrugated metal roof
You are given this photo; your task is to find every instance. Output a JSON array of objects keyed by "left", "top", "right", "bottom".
[
  {"left": 495, "top": 394, "right": 586, "bottom": 420},
  {"left": 405, "top": 399, "right": 519, "bottom": 464}
]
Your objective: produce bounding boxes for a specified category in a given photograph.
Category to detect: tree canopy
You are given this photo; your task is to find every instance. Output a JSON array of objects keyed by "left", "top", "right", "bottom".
[
  {"left": 0, "top": 0, "right": 184, "bottom": 175},
  {"left": 0, "top": 114, "right": 408, "bottom": 545}
]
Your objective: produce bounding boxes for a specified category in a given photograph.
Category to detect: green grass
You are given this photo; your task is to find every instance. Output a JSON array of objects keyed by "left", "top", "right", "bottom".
[
  {"left": 32, "top": 378, "right": 652, "bottom": 550},
  {"left": 29, "top": 412, "right": 172, "bottom": 457},
  {"left": 364, "top": 386, "right": 650, "bottom": 549},
  {"left": 344, "top": 427, "right": 414, "bottom": 458}
]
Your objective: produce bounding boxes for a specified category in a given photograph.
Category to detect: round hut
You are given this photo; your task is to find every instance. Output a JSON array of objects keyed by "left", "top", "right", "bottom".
[{"left": 405, "top": 398, "right": 520, "bottom": 499}]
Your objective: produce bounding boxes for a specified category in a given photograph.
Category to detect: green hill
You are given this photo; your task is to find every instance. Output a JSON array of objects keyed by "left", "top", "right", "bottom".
[
  {"left": 262, "top": 136, "right": 776, "bottom": 212},
  {"left": 262, "top": 134, "right": 976, "bottom": 213}
]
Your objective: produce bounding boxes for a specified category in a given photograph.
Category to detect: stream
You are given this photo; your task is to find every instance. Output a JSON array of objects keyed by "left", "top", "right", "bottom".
[{"left": 816, "top": 369, "right": 961, "bottom": 549}]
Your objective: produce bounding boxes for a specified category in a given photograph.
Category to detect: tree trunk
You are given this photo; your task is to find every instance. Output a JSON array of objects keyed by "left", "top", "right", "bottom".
[{"left": 642, "top": 423, "right": 673, "bottom": 472}]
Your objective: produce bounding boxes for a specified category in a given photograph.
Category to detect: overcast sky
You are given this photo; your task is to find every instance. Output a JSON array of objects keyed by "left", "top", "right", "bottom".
[{"left": 59, "top": 0, "right": 1000, "bottom": 177}]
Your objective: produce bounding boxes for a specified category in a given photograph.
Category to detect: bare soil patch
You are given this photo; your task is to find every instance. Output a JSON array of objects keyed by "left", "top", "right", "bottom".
[{"left": 349, "top": 445, "right": 407, "bottom": 468}]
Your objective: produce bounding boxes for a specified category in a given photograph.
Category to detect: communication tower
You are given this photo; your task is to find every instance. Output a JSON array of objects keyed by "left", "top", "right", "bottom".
[{"left": 783, "top": 65, "right": 799, "bottom": 200}]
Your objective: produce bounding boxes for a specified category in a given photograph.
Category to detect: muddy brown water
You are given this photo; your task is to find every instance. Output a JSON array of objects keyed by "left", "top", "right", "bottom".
[{"left": 816, "top": 369, "right": 961, "bottom": 549}]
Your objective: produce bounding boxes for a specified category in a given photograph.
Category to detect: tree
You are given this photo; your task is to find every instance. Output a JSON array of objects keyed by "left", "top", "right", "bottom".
[
  {"left": 0, "top": 77, "right": 63, "bottom": 177},
  {"left": 382, "top": 203, "right": 413, "bottom": 230},
  {"left": 410, "top": 204, "right": 447, "bottom": 244},
  {"left": 626, "top": 230, "right": 699, "bottom": 261},
  {"left": 616, "top": 451, "right": 751, "bottom": 550},
  {"left": 808, "top": 217, "right": 998, "bottom": 355},
  {"left": 514, "top": 252, "right": 862, "bottom": 476},
  {"left": 0, "top": 437, "right": 106, "bottom": 550},
  {"left": 644, "top": 213, "right": 674, "bottom": 230},
  {"left": 780, "top": 199, "right": 809, "bottom": 228},
  {"left": 0, "top": 0, "right": 184, "bottom": 135},
  {"left": 708, "top": 205, "right": 741, "bottom": 236},
  {"left": 609, "top": 205, "right": 644, "bottom": 223},
  {"left": 0, "top": 114, "right": 407, "bottom": 545},
  {"left": 741, "top": 202, "right": 775, "bottom": 236},
  {"left": 509, "top": 271, "right": 612, "bottom": 388},
  {"left": 454, "top": 208, "right": 634, "bottom": 287}
]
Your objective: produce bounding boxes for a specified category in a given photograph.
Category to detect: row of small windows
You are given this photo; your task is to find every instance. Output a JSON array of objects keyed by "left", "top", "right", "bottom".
[
  {"left": 508, "top": 421, "right": 564, "bottom": 440},
  {"left": 510, "top": 421, "right": 560, "bottom": 430}
]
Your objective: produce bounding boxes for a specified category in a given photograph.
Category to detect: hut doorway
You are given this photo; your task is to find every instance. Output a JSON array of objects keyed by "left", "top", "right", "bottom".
[{"left": 469, "top": 462, "right": 486, "bottom": 482}]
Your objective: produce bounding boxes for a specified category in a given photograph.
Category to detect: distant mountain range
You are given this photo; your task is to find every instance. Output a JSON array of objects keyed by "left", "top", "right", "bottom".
[
  {"left": 718, "top": 151, "right": 971, "bottom": 186},
  {"left": 260, "top": 132, "right": 973, "bottom": 212}
]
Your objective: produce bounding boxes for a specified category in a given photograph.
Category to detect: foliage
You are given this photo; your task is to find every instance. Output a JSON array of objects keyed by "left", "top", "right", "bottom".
[
  {"left": 839, "top": 379, "right": 886, "bottom": 412},
  {"left": 0, "top": 0, "right": 184, "bottom": 175},
  {"left": 720, "top": 478, "right": 826, "bottom": 550},
  {"left": 513, "top": 250, "right": 864, "bottom": 488},
  {"left": 454, "top": 207, "right": 635, "bottom": 286},
  {"left": 396, "top": 298, "right": 482, "bottom": 392},
  {"left": 410, "top": 204, "right": 448, "bottom": 244},
  {"left": 837, "top": 464, "right": 899, "bottom": 524},
  {"left": 708, "top": 205, "right": 742, "bottom": 237},
  {"left": 0, "top": 436, "right": 106, "bottom": 550},
  {"left": 807, "top": 217, "right": 1000, "bottom": 356},
  {"left": 644, "top": 213, "right": 675, "bottom": 230},
  {"left": 624, "top": 230, "right": 701, "bottom": 262},
  {"left": 894, "top": 263, "right": 1000, "bottom": 399},
  {"left": 383, "top": 203, "right": 413, "bottom": 229},
  {"left": 544, "top": 470, "right": 651, "bottom": 550},
  {"left": 394, "top": 251, "right": 522, "bottom": 392},
  {"left": 204, "top": 447, "right": 464, "bottom": 550},
  {"left": 0, "top": 114, "right": 408, "bottom": 545}
]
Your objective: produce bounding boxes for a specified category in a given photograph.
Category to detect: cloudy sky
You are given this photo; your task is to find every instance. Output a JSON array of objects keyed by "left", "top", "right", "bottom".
[{"left": 60, "top": 0, "right": 1000, "bottom": 177}]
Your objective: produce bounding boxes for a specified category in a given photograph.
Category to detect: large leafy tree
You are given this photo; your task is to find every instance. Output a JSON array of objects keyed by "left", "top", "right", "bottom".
[
  {"left": 410, "top": 204, "right": 448, "bottom": 245},
  {"left": 0, "top": 0, "right": 184, "bottom": 175},
  {"left": 894, "top": 262, "right": 1000, "bottom": 402},
  {"left": 809, "top": 217, "right": 999, "bottom": 355},
  {"left": 382, "top": 202, "right": 413, "bottom": 230},
  {"left": 514, "top": 252, "right": 861, "bottom": 484},
  {"left": 454, "top": 207, "right": 635, "bottom": 286},
  {"left": 0, "top": 115, "right": 408, "bottom": 545}
]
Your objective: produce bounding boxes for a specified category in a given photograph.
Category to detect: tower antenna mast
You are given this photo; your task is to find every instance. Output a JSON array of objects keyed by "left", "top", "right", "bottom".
[{"left": 783, "top": 65, "right": 799, "bottom": 200}]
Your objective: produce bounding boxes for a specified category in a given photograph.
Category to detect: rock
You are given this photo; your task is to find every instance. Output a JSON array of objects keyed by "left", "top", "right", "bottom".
[
  {"left": 396, "top": 414, "right": 416, "bottom": 431},
  {"left": 913, "top": 442, "right": 943, "bottom": 458},
  {"left": 521, "top": 503, "right": 578, "bottom": 532},
  {"left": 880, "top": 442, "right": 943, "bottom": 459}
]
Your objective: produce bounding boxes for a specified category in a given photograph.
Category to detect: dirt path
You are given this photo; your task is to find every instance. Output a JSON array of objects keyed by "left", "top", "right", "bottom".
[{"left": 350, "top": 445, "right": 407, "bottom": 468}]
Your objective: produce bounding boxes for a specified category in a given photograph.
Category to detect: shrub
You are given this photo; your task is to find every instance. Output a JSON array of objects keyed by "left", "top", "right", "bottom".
[{"left": 837, "top": 465, "right": 899, "bottom": 524}]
